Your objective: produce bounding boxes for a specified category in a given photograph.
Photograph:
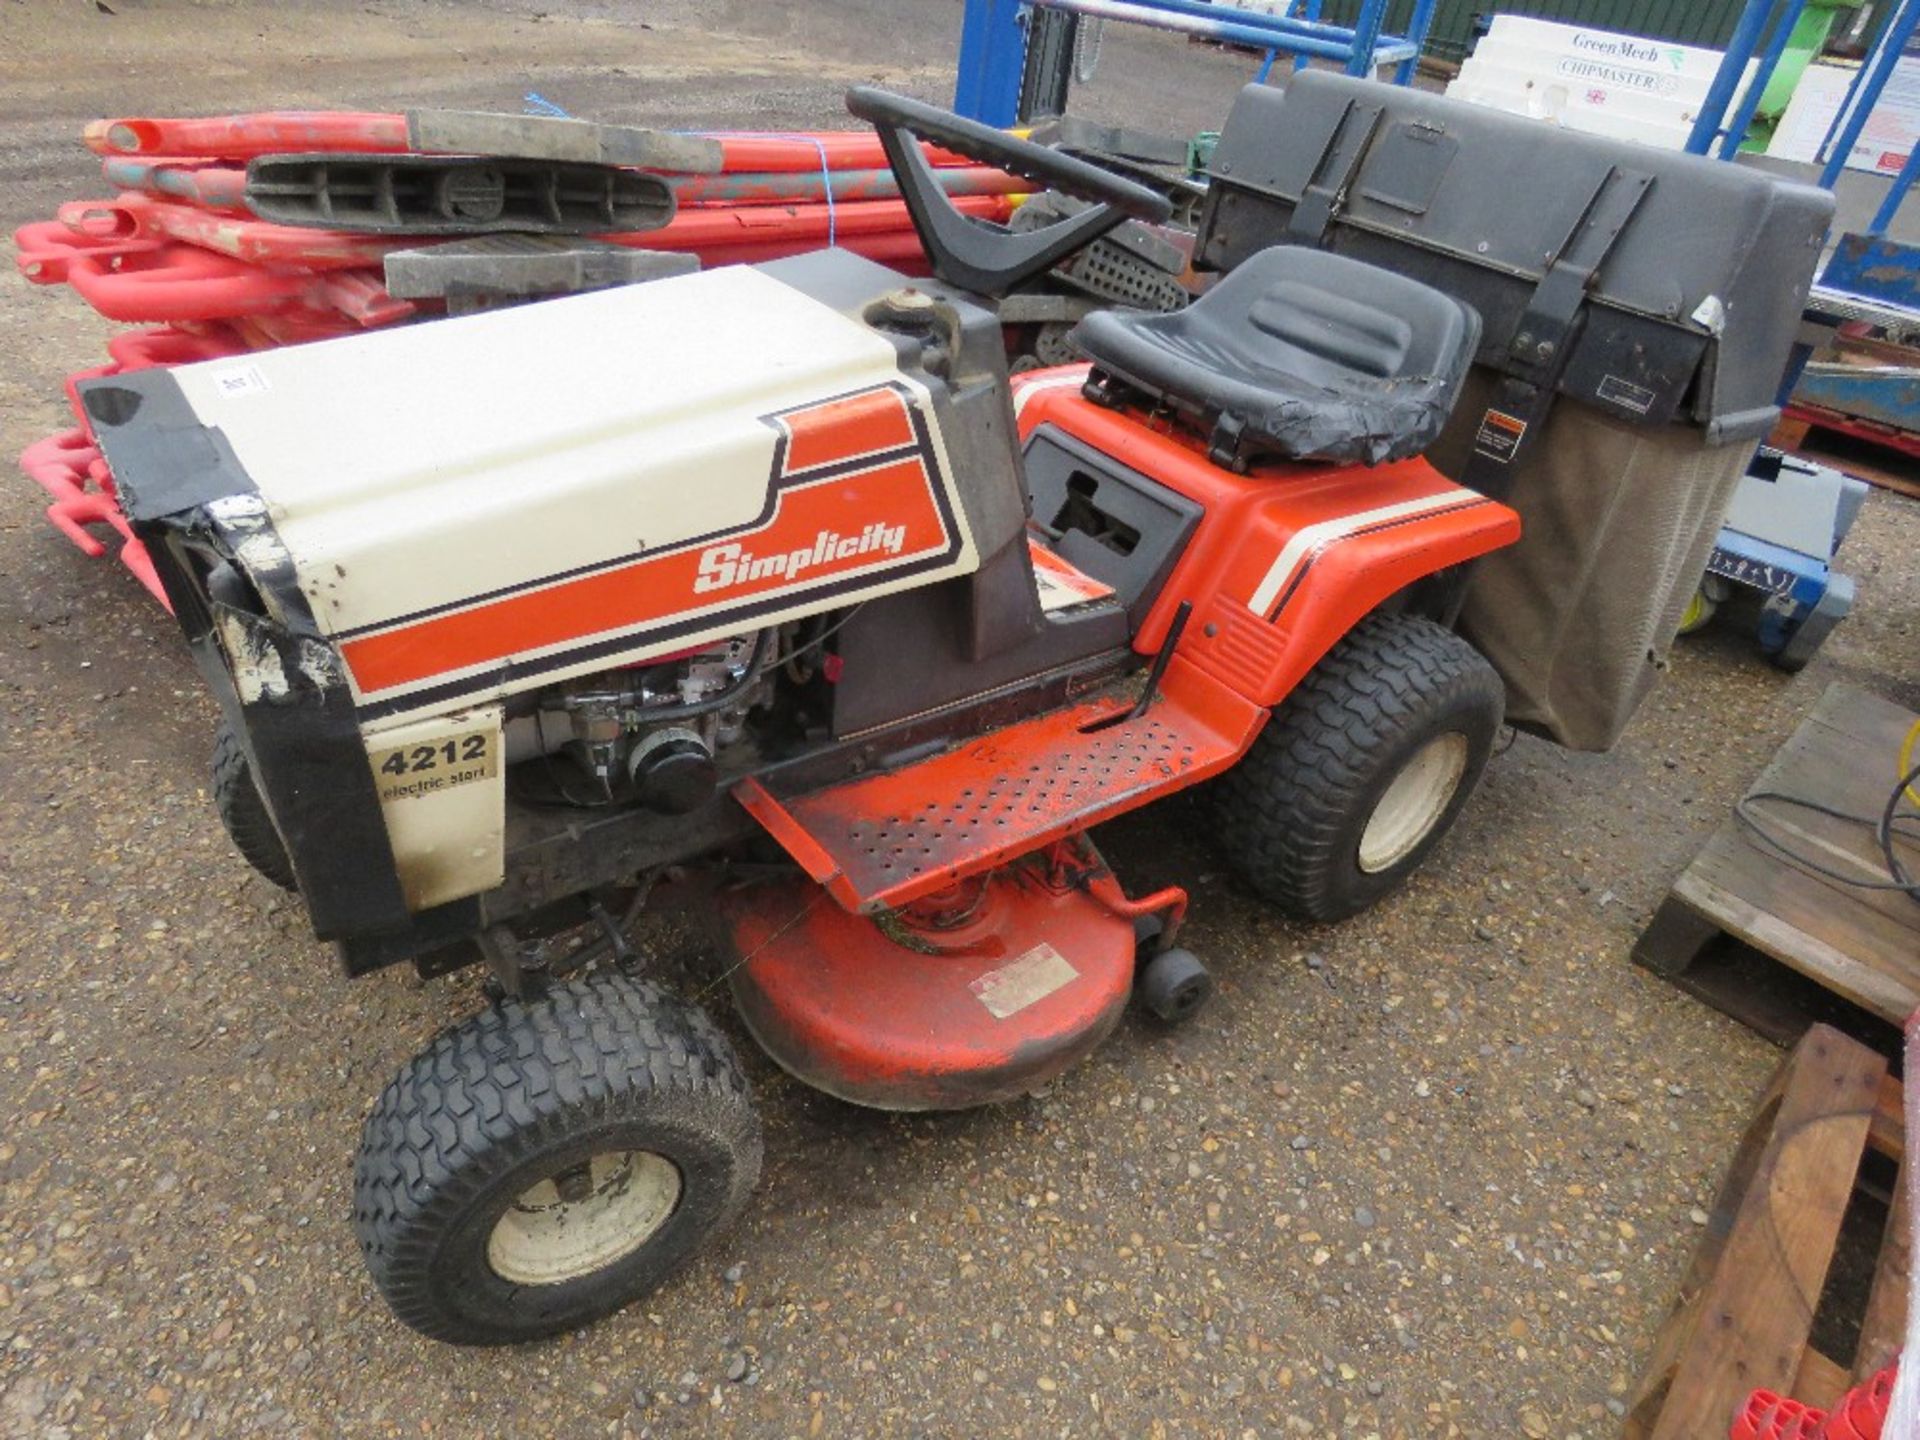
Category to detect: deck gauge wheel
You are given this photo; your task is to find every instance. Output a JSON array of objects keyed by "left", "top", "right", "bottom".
[{"left": 1137, "top": 947, "right": 1213, "bottom": 1023}]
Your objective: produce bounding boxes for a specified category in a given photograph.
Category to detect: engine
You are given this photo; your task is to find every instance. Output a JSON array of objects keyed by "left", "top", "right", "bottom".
[{"left": 506, "top": 633, "right": 772, "bottom": 815}]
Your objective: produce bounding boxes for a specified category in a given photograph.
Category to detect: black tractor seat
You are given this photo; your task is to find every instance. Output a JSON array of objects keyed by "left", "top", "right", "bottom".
[{"left": 1071, "top": 246, "right": 1481, "bottom": 471}]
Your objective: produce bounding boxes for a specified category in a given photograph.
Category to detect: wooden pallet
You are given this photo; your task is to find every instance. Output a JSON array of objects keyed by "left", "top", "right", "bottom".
[
  {"left": 1626, "top": 1024, "right": 1909, "bottom": 1439},
  {"left": 1634, "top": 683, "right": 1920, "bottom": 1044},
  {"left": 1775, "top": 404, "right": 1920, "bottom": 501}
]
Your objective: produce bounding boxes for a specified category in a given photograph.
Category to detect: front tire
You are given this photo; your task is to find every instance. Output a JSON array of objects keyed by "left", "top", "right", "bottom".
[
  {"left": 353, "top": 972, "right": 761, "bottom": 1345},
  {"left": 1216, "top": 613, "right": 1503, "bottom": 922},
  {"left": 212, "top": 719, "right": 296, "bottom": 891}
]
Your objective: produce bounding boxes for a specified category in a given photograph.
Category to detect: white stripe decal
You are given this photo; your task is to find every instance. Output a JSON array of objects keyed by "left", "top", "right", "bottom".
[
  {"left": 1247, "top": 491, "right": 1482, "bottom": 616},
  {"left": 1011, "top": 371, "right": 1086, "bottom": 417}
]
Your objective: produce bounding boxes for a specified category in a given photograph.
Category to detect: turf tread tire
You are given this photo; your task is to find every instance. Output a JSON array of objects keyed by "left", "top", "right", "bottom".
[
  {"left": 1216, "top": 613, "right": 1502, "bottom": 923},
  {"left": 354, "top": 972, "right": 760, "bottom": 1344},
  {"left": 212, "top": 720, "right": 297, "bottom": 891}
]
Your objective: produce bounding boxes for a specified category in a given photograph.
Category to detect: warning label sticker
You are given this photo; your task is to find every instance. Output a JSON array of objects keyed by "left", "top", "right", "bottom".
[
  {"left": 1597, "top": 374, "right": 1658, "bottom": 416},
  {"left": 971, "top": 943, "right": 1079, "bottom": 1019},
  {"left": 1028, "top": 538, "right": 1116, "bottom": 614},
  {"left": 1472, "top": 408, "right": 1529, "bottom": 463}
]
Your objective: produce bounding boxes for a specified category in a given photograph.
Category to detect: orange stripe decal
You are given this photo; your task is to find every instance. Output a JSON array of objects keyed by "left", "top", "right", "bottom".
[
  {"left": 780, "top": 388, "right": 916, "bottom": 473},
  {"left": 341, "top": 454, "right": 949, "bottom": 697}
]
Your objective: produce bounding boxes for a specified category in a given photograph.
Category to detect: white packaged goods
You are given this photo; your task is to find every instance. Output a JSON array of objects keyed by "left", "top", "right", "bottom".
[{"left": 1447, "top": 14, "right": 1756, "bottom": 151}]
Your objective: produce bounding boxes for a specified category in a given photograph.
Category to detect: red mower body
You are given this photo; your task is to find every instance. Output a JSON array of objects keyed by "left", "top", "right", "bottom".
[
  {"left": 720, "top": 365, "right": 1517, "bottom": 1109},
  {"left": 1013, "top": 367, "right": 1523, "bottom": 701}
]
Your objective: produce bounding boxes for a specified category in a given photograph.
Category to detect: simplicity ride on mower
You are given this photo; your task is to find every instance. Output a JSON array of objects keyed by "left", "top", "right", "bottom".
[{"left": 77, "top": 80, "right": 1827, "bottom": 1342}]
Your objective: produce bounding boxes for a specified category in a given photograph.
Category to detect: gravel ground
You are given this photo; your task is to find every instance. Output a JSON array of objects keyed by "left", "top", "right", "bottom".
[{"left": 3, "top": 3, "right": 1919, "bottom": 1437}]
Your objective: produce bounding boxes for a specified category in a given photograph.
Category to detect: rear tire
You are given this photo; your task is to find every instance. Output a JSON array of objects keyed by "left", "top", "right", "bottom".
[
  {"left": 212, "top": 720, "right": 296, "bottom": 891},
  {"left": 1216, "top": 613, "right": 1503, "bottom": 922},
  {"left": 353, "top": 972, "right": 761, "bottom": 1345}
]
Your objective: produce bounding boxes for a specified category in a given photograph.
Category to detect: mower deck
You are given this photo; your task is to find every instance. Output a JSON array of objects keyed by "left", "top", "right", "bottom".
[
  {"left": 734, "top": 657, "right": 1262, "bottom": 914},
  {"left": 721, "top": 859, "right": 1141, "bottom": 1110}
]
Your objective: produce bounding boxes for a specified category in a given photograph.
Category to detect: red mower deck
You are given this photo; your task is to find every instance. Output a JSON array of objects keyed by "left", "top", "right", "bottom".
[{"left": 720, "top": 846, "right": 1152, "bottom": 1110}]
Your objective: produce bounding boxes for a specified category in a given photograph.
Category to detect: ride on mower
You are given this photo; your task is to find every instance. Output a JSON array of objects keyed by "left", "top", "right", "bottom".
[{"left": 77, "top": 77, "right": 1828, "bottom": 1342}]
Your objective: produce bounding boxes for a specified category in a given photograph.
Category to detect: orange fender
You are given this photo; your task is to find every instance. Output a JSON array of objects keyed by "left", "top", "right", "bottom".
[{"left": 1013, "top": 366, "right": 1522, "bottom": 709}]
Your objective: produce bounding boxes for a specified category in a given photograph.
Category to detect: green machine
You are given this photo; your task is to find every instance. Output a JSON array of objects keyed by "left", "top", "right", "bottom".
[{"left": 1741, "top": 0, "right": 1864, "bottom": 152}]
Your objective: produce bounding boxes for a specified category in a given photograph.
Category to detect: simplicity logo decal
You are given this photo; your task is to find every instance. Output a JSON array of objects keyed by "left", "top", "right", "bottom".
[{"left": 694, "top": 523, "right": 909, "bottom": 593}]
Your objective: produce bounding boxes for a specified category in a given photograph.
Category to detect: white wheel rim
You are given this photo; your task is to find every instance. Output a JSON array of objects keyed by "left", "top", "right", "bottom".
[
  {"left": 486, "top": 1150, "right": 681, "bottom": 1287},
  {"left": 1357, "top": 732, "right": 1469, "bottom": 874}
]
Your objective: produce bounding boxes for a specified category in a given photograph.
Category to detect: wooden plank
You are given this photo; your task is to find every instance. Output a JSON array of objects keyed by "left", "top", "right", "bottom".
[
  {"left": 1637, "top": 683, "right": 1920, "bottom": 1030},
  {"left": 1791, "top": 1347, "right": 1852, "bottom": 1409},
  {"left": 1832, "top": 334, "right": 1920, "bottom": 368},
  {"left": 1693, "top": 831, "right": 1920, "bottom": 960},
  {"left": 1769, "top": 414, "right": 1813, "bottom": 451},
  {"left": 1627, "top": 1069, "right": 1792, "bottom": 1440},
  {"left": 1744, "top": 711, "right": 1920, "bottom": 926},
  {"left": 1631, "top": 893, "right": 1721, "bottom": 979},
  {"left": 1689, "top": 816, "right": 1920, "bottom": 978},
  {"left": 1794, "top": 684, "right": 1920, "bottom": 755},
  {"left": 1802, "top": 440, "right": 1920, "bottom": 501},
  {"left": 1693, "top": 801, "right": 1895, "bottom": 925},
  {"left": 1871, "top": 1071, "right": 1907, "bottom": 1168},
  {"left": 1785, "top": 404, "right": 1920, "bottom": 497},
  {"left": 1631, "top": 677, "right": 1916, "bottom": 1076},
  {"left": 1855, "top": 1088, "right": 1911, "bottom": 1383},
  {"left": 1671, "top": 867, "right": 1920, "bottom": 1024},
  {"left": 1646, "top": 1026, "right": 1887, "bottom": 1440}
]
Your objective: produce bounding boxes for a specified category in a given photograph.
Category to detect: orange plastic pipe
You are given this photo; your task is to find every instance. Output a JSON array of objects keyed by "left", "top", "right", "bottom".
[{"left": 84, "top": 111, "right": 975, "bottom": 173}]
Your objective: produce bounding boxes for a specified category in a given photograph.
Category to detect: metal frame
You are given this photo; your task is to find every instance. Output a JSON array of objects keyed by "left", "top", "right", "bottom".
[
  {"left": 1690, "top": 0, "right": 1920, "bottom": 234},
  {"left": 1686, "top": 0, "right": 1803, "bottom": 156},
  {"left": 953, "top": 0, "right": 1435, "bottom": 126}
]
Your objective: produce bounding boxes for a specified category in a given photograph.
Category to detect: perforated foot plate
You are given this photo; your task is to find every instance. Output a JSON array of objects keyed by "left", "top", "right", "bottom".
[{"left": 736, "top": 661, "right": 1261, "bottom": 913}]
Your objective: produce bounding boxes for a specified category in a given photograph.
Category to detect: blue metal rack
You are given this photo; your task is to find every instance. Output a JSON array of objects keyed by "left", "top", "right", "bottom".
[
  {"left": 1689, "top": 0, "right": 1920, "bottom": 229},
  {"left": 953, "top": 0, "right": 1435, "bottom": 126},
  {"left": 1682, "top": 0, "right": 1916, "bottom": 668}
]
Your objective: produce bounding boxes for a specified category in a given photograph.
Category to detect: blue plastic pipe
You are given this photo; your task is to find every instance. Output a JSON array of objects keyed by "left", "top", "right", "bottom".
[
  {"left": 1346, "top": 0, "right": 1390, "bottom": 77},
  {"left": 1037, "top": 0, "right": 1389, "bottom": 49},
  {"left": 1687, "top": 0, "right": 1782, "bottom": 153},
  {"left": 954, "top": 0, "right": 1029, "bottom": 126},
  {"left": 1028, "top": 0, "right": 1415, "bottom": 66},
  {"left": 1716, "top": 0, "right": 1812, "bottom": 160},
  {"left": 1294, "top": 0, "right": 1324, "bottom": 75},
  {"left": 1395, "top": 0, "right": 1442, "bottom": 85},
  {"left": 953, "top": 0, "right": 1421, "bottom": 123}
]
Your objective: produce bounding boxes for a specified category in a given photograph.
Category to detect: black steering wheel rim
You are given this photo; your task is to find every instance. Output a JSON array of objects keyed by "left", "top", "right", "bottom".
[
  {"left": 846, "top": 86, "right": 1173, "bottom": 224},
  {"left": 844, "top": 86, "right": 1174, "bottom": 298}
]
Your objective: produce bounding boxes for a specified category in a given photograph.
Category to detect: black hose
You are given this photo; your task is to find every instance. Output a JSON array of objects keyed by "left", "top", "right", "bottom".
[{"left": 622, "top": 628, "right": 775, "bottom": 725}]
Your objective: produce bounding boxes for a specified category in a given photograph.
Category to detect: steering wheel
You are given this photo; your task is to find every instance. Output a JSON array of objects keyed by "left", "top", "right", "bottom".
[{"left": 845, "top": 86, "right": 1173, "bottom": 298}]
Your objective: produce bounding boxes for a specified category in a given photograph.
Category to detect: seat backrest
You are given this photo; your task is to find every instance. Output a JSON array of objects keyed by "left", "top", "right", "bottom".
[
  {"left": 1248, "top": 282, "right": 1414, "bottom": 380},
  {"left": 1221, "top": 248, "right": 1474, "bottom": 387}
]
